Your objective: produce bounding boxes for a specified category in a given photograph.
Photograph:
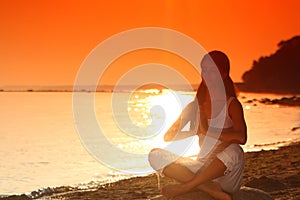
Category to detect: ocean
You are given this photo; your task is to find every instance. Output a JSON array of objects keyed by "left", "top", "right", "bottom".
[{"left": 0, "top": 91, "right": 299, "bottom": 196}]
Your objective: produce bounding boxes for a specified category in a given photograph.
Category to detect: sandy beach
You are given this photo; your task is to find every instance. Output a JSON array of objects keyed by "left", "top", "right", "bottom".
[{"left": 2, "top": 141, "right": 299, "bottom": 200}]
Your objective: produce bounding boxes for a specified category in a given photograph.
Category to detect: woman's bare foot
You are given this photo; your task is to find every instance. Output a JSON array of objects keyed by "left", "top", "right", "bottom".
[
  {"left": 198, "top": 182, "right": 232, "bottom": 200},
  {"left": 161, "top": 184, "right": 189, "bottom": 199}
]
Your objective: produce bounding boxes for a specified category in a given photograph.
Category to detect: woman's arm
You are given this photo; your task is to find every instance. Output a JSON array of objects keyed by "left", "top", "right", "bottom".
[
  {"left": 163, "top": 116, "right": 181, "bottom": 142},
  {"left": 164, "top": 101, "right": 198, "bottom": 142}
]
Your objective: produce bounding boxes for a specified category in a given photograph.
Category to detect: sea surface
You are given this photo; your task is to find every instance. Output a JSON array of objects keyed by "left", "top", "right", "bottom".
[{"left": 0, "top": 91, "right": 299, "bottom": 196}]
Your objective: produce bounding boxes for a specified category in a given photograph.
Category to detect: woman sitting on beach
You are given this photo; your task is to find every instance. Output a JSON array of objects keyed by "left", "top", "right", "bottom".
[{"left": 148, "top": 51, "right": 247, "bottom": 200}]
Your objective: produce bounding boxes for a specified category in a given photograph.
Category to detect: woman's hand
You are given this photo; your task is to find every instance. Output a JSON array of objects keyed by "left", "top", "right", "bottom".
[{"left": 161, "top": 184, "right": 188, "bottom": 199}]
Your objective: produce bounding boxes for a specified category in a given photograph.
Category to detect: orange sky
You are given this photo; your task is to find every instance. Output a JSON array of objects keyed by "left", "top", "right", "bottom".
[{"left": 1, "top": 0, "right": 300, "bottom": 87}]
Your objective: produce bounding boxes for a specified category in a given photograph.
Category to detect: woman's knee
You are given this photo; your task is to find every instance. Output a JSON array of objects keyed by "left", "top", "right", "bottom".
[
  {"left": 148, "top": 148, "right": 163, "bottom": 170},
  {"left": 150, "top": 148, "right": 161, "bottom": 153},
  {"left": 148, "top": 148, "right": 180, "bottom": 171}
]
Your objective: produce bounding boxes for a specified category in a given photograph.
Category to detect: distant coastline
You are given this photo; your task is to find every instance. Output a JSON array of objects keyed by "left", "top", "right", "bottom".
[
  {"left": 0, "top": 84, "right": 197, "bottom": 93},
  {"left": 2, "top": 84, "right": 299, "bottom": 107},
  {"left": 1, "top": 83, "right": 300, "bottom": 94}
]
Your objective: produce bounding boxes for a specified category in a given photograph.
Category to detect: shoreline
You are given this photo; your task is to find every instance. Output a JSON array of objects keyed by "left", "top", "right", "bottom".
[{"left": 2, "top": 141, "right": 300, "bottom": 200}]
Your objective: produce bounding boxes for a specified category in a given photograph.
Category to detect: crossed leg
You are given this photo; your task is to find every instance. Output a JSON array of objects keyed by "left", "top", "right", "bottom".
[{"left": 162, "top": 158, "right": 232, "bottom": 200}]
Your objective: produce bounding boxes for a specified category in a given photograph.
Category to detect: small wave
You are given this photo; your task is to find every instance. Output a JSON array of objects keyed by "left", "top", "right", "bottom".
[
  {"left": 0, "top": 186, "right": 77, "bottom": 199},
  {"left": 2, "top": 172, "right": 144, "bottom": 199}
]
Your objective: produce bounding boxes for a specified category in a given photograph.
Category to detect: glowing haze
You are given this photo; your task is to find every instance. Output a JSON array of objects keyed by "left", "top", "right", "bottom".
[{"left": 1, "top": 0, "right": 299, "bottom": 87}]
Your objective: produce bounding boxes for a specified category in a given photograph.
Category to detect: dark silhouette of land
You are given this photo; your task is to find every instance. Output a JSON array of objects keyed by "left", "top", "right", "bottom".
[{"left": 238, "top": 35, "right": 300, "bottom": 94}]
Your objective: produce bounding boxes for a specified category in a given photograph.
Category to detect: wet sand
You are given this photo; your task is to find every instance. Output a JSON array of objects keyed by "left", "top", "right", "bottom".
[{"left": 3, "top": 141, "right": 300, "bottom": 200}]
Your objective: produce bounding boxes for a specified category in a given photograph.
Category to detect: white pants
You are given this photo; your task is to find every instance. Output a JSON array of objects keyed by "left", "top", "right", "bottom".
[{"left": 148, "top": 143, "right": 244, "bottom": 194}]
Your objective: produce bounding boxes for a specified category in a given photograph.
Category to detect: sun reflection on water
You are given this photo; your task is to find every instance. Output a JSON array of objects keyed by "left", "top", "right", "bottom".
[
  {"left": 128, "top": 89, "right": 185, "bottom": 134},
  {"left": 127, "top": 89, "right": 198, "bottom": 155}
]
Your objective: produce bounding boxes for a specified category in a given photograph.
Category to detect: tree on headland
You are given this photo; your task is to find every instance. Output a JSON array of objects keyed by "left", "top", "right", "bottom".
[{"left": 241, "top": 36, "right": 300, "bottom": 93}]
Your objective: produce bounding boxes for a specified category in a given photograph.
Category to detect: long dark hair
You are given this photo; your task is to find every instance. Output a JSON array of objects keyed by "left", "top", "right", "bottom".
[
  {"left": 196, "top": 50, "right": 237, "bottom": 106},
  {"left": 196, "top": 51, "right": 237, "bottom": 130}
]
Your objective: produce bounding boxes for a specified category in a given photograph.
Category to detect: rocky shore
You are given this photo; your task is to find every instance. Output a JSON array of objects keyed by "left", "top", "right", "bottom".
[{"left": 243, "top": 95, "right": 300, "bottom": 107}]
